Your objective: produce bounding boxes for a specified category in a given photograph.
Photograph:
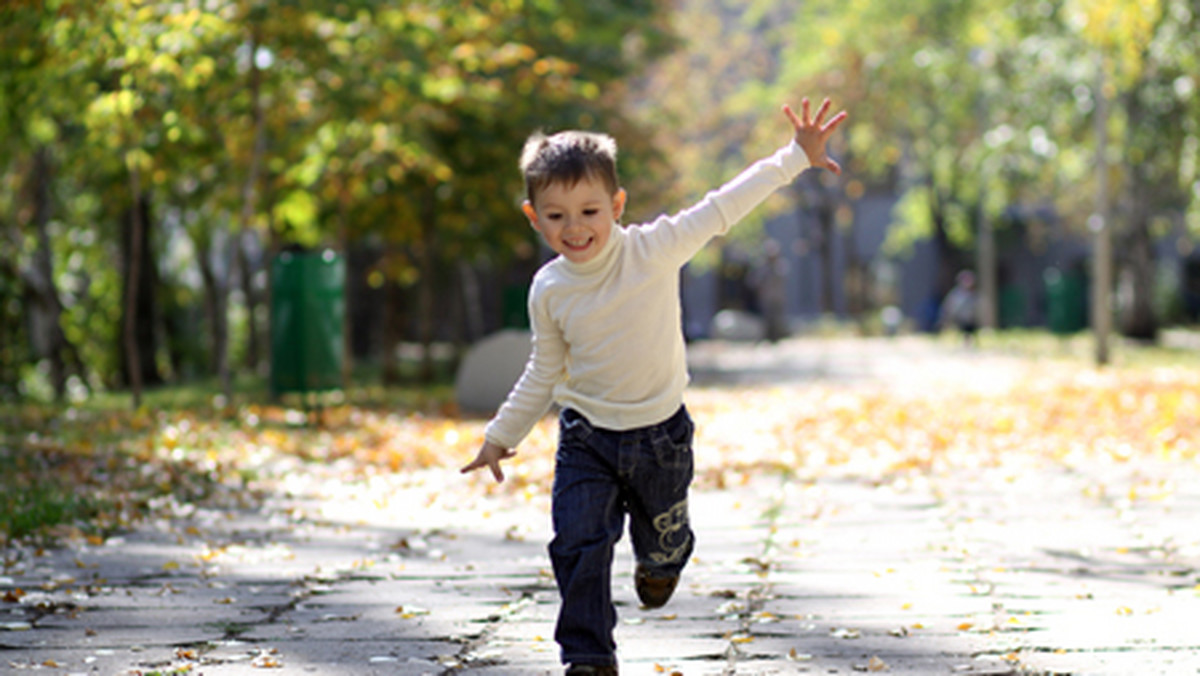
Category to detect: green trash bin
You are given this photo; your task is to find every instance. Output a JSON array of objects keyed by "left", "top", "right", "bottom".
[
  {"left": 999, "top": 284, "right": 1027, "bottom": 328},
  {"left": 270, "top": 249, "right": 344, "bottom": 396},
  {"left": 501, "top": 283, "right": 529, "bottom": 329},
  {"left": 1044, "top": 267, "right": 1087, "bottom": 335}
]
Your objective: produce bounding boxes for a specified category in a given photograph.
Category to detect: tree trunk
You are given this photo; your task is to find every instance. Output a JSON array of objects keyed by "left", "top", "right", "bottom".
[
  {"left": 338, "top": 188, "right": 353, "bottom": 391},
  {"left": 381, "top": 272, "right": 403, "bottom": 386},
  {"left": 25, "top": 145, "right": 77, "bottom": 401},
  {"left": 416, "top": 191, "right": 437, "bottom": 384},
  {"left": 0, "top": 232, "right": 25, "bottom": 397},
  {"left": 17, "top": 147, "right": 88, "bottom": 399},
  {"left": 842, "top": 217, "right": 866, "bottom": 324},
  {"left": 237, "top": 231, "right": 261, "bottom": 372},
  {"left": 1121, "top": 213, "right": 1157, "bottom": 341},
  {"left": 1091, "top": 57, "right": 1113, "bottom": 365},
  {"left": 123, "top": 163, "right": 145, "bottom": 409},
  {"left": 977, "top": 207, "right": 998, "bottom": 330},
  {"left": 1118, "top": 87, "right": 1158, "bottom": 342},
  {"left": 196, "top": 239, "right": 225, "bottom": 382},
  {"left": 27, "top": 147, "right": 65, "bottom": 399},
  {"left": 459, "top": 260, "right": 485, "bottom": 343},
  {"left": 238, "top": 21, "right": 266, "bottom": 375},
  {"left": 815, "top": 204, "right": 836, "bottom": 315},
  {"left": 929, "top": 190, "right": 960, "bottom": 296},
  {"left": 216, "top": 231, "right": 234, "bottom": 403}
]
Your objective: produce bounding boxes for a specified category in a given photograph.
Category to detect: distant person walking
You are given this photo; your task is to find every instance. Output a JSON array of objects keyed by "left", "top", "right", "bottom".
[{"left": 940, "top": 270, "right": 979, "bottom": 346}]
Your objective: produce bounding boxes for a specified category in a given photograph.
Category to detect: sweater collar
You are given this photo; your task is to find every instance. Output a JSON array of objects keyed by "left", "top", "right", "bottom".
[{"left": 560, "top": 222, "right": 623, "bottom": 275}]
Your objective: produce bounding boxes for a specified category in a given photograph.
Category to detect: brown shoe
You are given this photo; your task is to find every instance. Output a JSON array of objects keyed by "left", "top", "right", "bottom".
[
  {"left": 565, "top": 664, "right": 618, "bottom": 675},
  {"left": 635, "top": 564, "right": 679, "bottom": 609}
]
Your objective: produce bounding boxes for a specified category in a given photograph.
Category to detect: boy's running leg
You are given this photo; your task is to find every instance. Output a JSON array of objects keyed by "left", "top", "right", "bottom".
[
  {"left": 550, "top": 409, "right": 624, "bottom": 669},
  {"left": 627, "top": 405, "right": 695, "bottom": 609}
]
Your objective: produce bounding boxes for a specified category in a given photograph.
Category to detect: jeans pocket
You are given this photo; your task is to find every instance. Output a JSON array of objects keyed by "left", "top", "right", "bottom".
[{"left": 653, "top": 411, "right": 694, "bottom": 471}]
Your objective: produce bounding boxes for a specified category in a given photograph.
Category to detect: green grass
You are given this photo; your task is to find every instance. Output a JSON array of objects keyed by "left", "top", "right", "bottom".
[
  {"left": 69, "top": 355, "right": 459, "bottom": 414},
  {"left": 0, "top": 453, "right": 108, "bottom": 542},
  {"left": 0, "top": 362, "right": 458, "bottom": 543}
]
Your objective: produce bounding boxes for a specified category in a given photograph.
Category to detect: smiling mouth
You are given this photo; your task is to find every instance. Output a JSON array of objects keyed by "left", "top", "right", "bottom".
[{"left": 564, "top": 237, "right": 593, "bottom": 251}]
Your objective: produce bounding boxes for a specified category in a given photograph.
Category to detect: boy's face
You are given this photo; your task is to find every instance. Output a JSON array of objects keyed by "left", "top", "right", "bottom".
[{"left": 523, "top": 176, "right": 626, "bottom": 265}]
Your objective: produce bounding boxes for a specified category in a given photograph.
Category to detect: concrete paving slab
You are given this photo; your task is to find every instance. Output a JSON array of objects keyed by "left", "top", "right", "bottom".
[{"left": 6, "top": 339, "right": 1200, "bottom": 674}]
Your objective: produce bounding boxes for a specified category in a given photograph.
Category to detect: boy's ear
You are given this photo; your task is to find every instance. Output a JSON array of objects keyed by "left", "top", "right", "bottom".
[
  {"left": 522, "top": 201, "right": 540, "bottom": 231},
  {"left": 612, "top": 188, "right": 627, "bottom": 221}
]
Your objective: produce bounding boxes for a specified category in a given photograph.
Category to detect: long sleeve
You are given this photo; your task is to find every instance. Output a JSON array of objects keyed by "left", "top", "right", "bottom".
[
  {"left": 482, "top": 278, "right": 565, "bottom": 449},
  {"left": 630, "top": 141, "right": 811, "bottom": 269}
]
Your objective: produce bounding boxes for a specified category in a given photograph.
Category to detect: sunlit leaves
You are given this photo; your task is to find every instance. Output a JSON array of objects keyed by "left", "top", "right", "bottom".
[
  {"left": 5, "top": 360, "right": 1198, "bottom": 545},
  {"left": 1068, "top": 0, "right": 1163, "bottom": 85},
  {"left": 272, "top": 190, "right": 320, "bottom": 247}
]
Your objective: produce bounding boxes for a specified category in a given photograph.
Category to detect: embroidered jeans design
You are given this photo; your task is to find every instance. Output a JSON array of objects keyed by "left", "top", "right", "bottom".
[
  {"left": 549, "top": 406, "right": 695, "bottom": 667},
  {"left": 650, "top": 498, "right": 690, "bottom": 565}
]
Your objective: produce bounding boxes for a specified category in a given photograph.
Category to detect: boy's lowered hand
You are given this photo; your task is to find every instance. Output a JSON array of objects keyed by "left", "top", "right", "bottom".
[
  {"left": 783, "top": 98, "right": 848, "bottom": 175},
  {"left": 461, "top": 440, "right": 516, "bottom": 483}
]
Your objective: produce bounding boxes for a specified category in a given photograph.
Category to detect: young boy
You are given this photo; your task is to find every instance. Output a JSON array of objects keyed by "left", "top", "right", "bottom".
[{"left": 462, "top": 98, "right": 847, "bottom": 675}]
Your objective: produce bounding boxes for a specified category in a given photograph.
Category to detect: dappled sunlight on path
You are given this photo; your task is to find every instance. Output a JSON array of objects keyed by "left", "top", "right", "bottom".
[{"left": 4, "top": 338, "right": 1200, "bottom": 674}]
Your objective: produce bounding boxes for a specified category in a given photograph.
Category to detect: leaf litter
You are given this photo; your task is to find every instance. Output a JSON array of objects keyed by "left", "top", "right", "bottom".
[
  {"left": 0, "top": 367, "right": 1195, "bottom": 544},
  {"left": 2, "top": 360, "right": 1199, "bottom": 672}
]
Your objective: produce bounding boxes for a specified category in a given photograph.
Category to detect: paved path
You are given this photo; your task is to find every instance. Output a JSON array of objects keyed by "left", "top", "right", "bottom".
[{"left": 3, "top": 338, "right": 1199, "bottom": 675}]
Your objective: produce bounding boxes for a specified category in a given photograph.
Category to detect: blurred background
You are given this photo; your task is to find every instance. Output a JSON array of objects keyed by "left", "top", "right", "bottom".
[{"left": 2, "top": 0, "right": 1198, "bottom": 406}]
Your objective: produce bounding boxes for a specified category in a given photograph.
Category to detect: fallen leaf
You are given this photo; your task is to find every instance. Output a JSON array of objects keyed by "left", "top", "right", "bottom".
[{"left": 788, "top": 648, "right": 813, "bottom": 661}]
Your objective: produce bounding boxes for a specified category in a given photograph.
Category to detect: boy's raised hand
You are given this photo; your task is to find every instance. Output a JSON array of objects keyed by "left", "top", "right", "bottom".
[
  {"left": 461, "top": 440, "right": 516, "bottom": 483},
  {"left": 784, "top": 98, "right": 848, "bottom": 175}
]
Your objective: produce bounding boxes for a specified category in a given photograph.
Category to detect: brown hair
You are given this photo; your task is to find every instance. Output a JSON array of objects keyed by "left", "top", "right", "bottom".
[{"left": 519, "top": 130, "right": 619, "bottom": 204}]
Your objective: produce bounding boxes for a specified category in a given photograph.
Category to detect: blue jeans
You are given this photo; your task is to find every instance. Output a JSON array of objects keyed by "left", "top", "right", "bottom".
[{"left": 549, "top": 405, "right": 696, "bottom": 666}]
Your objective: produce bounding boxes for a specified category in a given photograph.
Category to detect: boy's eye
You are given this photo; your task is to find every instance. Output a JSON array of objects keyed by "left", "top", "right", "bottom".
[
  {"left": 583, "top": 208, "right": 599, "bottom": 216},
  {"left": 546, "top": 213, "right": 563, "bottom": 220}
]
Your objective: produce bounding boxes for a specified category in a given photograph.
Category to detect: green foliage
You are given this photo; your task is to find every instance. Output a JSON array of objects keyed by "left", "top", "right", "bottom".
[
  {"left": 4, "top": 0, "right": 1198, "bottom": 400},
  {"left": 0, "top": 0, "right": 676, "bottom": 398}
]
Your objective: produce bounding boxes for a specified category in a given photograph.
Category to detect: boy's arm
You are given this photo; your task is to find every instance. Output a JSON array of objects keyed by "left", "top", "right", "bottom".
[
  {"left": 461, "top": 281, "right": 564, "bottom": 482},
  {"left": 632, "top": 98, "right": 846, "bottom": 267}
]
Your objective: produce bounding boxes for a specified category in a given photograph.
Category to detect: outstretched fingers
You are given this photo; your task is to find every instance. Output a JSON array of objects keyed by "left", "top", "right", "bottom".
[
  {"left": 782, "top": 103, "right": 803, "bottom": 130},
  {"left": 784, "top": 96, "right": 848, "bottom": 175},
  {"left": 461, "top": 447, "right": 516, "bottom": 483},
  {"left": 812, "top": 97, "right": 832, "bottom": 126},
  {"left": 784, "top": 98, "right": 844, "bottom": 134},
  {"left": 821, "top": 108, "right": 848, "bottom": 136}
]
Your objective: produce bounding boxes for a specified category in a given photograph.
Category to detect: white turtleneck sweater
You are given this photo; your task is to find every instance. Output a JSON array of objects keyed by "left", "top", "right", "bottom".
[{"left": 484, "top": 141, "right": 812, "bottom": 449}]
